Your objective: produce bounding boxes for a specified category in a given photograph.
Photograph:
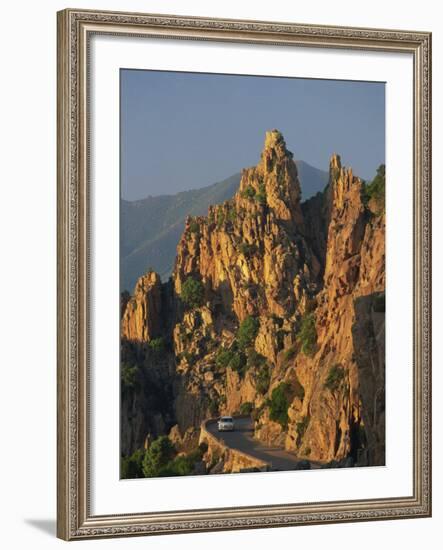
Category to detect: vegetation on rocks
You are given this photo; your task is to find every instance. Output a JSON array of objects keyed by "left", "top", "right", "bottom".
[
  {"left": 227, "top": 204, "right": 237, "bottom": 223},
  {"left": 215, "top": 348, "right": 236, "bottom": 370},
  {"left": 121, "top": 363, "right": 139, "bottom": 392},
  {"left": 239, "top": 242, "right": 256, "bottom": 257},
  {"left": 255, "top": 365, "right": 271, "bottom": 395},
  {"left": 240, "top": 402, "right": 254, "bottom": 415},
  {"left": 324, "top": 364, "right": 346, "bottom": 392},
  {"left": 296, "top": 312, "right": 317, "bottom": 356},
  {"left": 188, "top": 218, "right": 200, "bottom": 233},
  {"left": 363, "top": 164, "right": 385, "bottom": 212},
  {"left": 148, "top": 337, "right": 165, "bottom": 353},
  {"left": 237, "top": 316, "right": 260, "bottom": 349},
  {"left": 269, "top": 382, "right": 291, "bottom": 428},
  {"left": 246, "top": 348, "right": 266, "bottom": 370},
  {"left": 255, "top": 183, "right": 267, "bottom": 205},
  {"left": 214, "top": 344, "right": 250, "bottom": 376},
  {"left": 283, "top": 345, "right": 297, "bottom": 363},
  {"left": 181, "top": 277, "right": 205, "bottom": 309},
  {"left": 142, "top": 436, "right": 176, "bottom": 477},
  {"left": 240, "top": 185, "right": 256, "bottom": 200},
  {"left": 121, "top": 448, "right": 144, "bottom": 479},
  {"left": 140, "top": 436, "right": 207, "bottom": 478},
  {"left": 229, "top": 352, "right": 248, "bottom": 377}
]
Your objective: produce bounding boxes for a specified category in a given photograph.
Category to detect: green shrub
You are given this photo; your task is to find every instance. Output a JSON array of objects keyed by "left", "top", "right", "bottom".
[
  {"left": 142, "top": 436, "right": 176, "bottom": 478},
  {"left": 240, "top": 185, "right": 256, "bottom": 199},
  {"left": 363, "top": 164, "right": 385, "bottom": 212},
  {"left": 165, "top": 442, "right": 210, "bottom": 477},
  {"left": 237, "top": 316, "right": 260, "bottom": 349},
  {"left": 121, "top": 363, "right": 139, "bottom": 391},
  {"left": 269, "top": 382, "right": 291, "bottom": 428},
  {"left": 255, "top": 365, "right": 271, "bottom": 395},
  {"left": 148, "top": 337, "right": 165, "bottom": 353},
  {"left": 296, "top": 312, "right": 317, "bottom": 356},
  {"left": 239, "top": 242, "right": 256, "bottom": 257},
  {"left": 324, "top": 364, "right": 345, "bottom": 392},
  {"left": 240, "top": 402, "right": 254, "bottom": 415},
  {"left": 255, "top": 183, "right": 267, "bottom": 205},
  {"left": 246, "top": 348, "right": 266, "bottom": 369},
  {"left": 121, "top": 448, "right": 145, "bottom": 479},
  {"left": 215, "top": 348, "right": 235, "bottom": 369},
  {"left": 187, "top": 447, "right": 204, "bottom": 464},
  {"left": 181, "top": 277, "right": 204, "bottom": 309},
  {"left": 227, "top": 205, "right": 237, "bottom": 222},
  {"left": 188, "top": 219, "right": 200, "bottom": 233},
  {"left": 215, "top": 346, "right": 247, "bottom": 376},
  {"left": 144, "top": 440, "right": 209, "bottom": 478},
  {"left": 283, "top": 345, "right": 297, "bottom": 363},
  {"left": 161, "top": 455, "right": 193, "bottom": 477},
  {"left": 229, "top": 352, "right": 247, "bottom": 376}
]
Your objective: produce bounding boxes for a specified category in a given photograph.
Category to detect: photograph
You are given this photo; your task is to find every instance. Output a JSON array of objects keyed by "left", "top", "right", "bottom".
[{"left": 119, "top": 70, "right": 386, "bottom": 479}]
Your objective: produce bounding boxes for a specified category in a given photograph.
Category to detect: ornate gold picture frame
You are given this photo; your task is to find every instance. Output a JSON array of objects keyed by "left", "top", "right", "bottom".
[{"left": 57, "top": 8, "right": 431, "bottom": 540}]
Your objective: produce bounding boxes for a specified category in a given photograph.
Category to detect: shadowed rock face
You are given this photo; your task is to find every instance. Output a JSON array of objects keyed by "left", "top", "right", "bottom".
[
  {"left": 352, "top": 293, "right": 386, "bottom": 466},
  {"left": 120, "top": 338, "right": 177, "bottom": 457},
  {"left": 120, "top": 130, "right": 385, "bottom": 467}
]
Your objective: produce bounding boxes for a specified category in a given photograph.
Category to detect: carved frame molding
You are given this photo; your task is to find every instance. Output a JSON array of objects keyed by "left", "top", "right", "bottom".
[{"left": 57, "top": 8, "right": 431, "bottom": 540}]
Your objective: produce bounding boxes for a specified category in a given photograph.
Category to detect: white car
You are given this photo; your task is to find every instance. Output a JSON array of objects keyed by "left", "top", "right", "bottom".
[{"left": 217, "top": 416, "right": 235, "bottom": 432}]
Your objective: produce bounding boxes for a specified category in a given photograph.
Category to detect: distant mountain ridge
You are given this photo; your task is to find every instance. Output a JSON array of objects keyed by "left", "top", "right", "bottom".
[{"left": 121, "top": 160, "right": 328, "bottom": 292}]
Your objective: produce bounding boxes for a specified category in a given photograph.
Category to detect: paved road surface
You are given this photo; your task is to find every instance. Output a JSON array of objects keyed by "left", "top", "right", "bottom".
[{"left": 207, "top": 416, "right": 315, "bottom": 471}]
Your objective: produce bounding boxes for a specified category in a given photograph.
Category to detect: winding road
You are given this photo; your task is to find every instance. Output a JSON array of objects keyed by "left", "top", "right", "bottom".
[{"left": 206, "top": 416, "right": 315, "bottom": 471}]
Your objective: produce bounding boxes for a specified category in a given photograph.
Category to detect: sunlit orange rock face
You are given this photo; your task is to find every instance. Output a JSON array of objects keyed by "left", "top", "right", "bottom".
[
  {"left": 173, "top": 130, "right": 318, "bottom": 322},
  {"left": 121, "top": 271, "right": 163, "bottom": 342},
  {"left": 121, "top": 130, "right": 385, "bottom": 467}
]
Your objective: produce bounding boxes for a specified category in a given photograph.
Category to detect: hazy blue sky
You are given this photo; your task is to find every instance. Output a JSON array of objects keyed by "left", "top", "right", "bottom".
[{"left": 121, "top": 69, "right": 385, "bottom": 201}]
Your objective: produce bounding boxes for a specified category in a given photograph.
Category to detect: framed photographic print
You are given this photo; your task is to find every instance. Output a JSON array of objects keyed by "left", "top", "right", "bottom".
[{"left": 57, "top": 8, "right": 432, "bottom": 540}]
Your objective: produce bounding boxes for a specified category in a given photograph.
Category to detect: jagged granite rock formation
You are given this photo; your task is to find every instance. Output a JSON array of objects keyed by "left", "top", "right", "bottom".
[
  {"left": 120, "top": 130, "right": 385, "bottom": 468},
  {"left": 271, "top": 155, "right": 385, "bottom": 464},
  {"left": 121, "top": 271, "right": 163, "bottom": 342},
  {"left": 173, "top": 129, "right": 319, "bottom": 322}
]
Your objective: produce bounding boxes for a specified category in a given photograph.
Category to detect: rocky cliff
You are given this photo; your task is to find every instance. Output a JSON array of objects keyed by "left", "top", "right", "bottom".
[{"left": 120, "top": 130, "right": 385, "bottom": 469}]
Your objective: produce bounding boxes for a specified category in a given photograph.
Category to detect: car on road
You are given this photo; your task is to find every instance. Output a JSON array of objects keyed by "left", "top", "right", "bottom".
[{"left": 217, "top": 416, "right": 235, "bottom": 432}]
